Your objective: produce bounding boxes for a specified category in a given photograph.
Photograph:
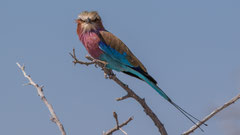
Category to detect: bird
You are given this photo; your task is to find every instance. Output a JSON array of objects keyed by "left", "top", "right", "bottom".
[{"left": 75, "top": 11, "right": 205, "bottom": 129}]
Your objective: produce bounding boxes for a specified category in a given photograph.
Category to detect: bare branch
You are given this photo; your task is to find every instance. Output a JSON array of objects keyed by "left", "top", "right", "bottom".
[
  {"left": 111, "top": 76, "right": 168, "bottom": 135},
  {"left": 70, "top": 49, "right": 168, "bottom": 135},
  {"left": 16, "top": 63, "right": 66, "bottom": 135},
  {"left": 104, "top": 112, "right": 133, "bottom": 135},
  {"left": 183, "top": 93, "right": 240, "bottom": 135}
]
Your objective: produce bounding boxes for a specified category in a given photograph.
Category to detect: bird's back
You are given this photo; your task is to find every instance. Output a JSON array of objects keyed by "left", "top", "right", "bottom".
[{"left": 99, "top": 31, "right": 147, "bottom": 72}]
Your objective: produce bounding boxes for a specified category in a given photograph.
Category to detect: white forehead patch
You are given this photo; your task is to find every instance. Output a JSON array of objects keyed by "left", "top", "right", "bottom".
[
  {"left": 77, "top": 14, "right": 88, "bottom": 20},
  {"left": 77, "top": 11, "right": 100, "bottom": 21}
]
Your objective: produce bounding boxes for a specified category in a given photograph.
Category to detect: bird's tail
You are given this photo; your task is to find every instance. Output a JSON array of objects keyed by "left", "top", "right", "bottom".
[
  {"left": 146, "top": 80, "right": 207, "bottom": 131},
  {"left": 127, "top": 68, "right": 206, "bottom": 131}
]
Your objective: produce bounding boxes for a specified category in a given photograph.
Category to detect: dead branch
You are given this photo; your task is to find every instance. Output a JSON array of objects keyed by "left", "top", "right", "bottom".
[
  {"left": 70, "top": 48, "right": 168, "bottom": 135},
  {"left": 16, "top": 63, "right": 66, "bottom": 135},
  {"left": 183, "top": 93, "right": 240, "bottom": 135},
  {"left": 104, "top": 112, "right": 133, "bottom": 135}
]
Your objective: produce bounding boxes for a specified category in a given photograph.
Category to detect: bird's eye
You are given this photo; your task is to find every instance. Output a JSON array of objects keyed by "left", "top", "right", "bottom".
[{"left": 92, "top": 18, "right": 98, "bottom": 22}]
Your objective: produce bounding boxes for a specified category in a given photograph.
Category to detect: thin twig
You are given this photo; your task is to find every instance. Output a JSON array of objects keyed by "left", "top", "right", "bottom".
[
  {"left": 16, "top": 63, "right": 66, "bottom": 135},
  {"left": 116, "top": 94, "right": 131, "bottom": 101},
  {"left": 70, "top": 48, "right": 168, "bottom": 135},
  {"left": 183, "top": 93, "right": 240, "bottom": 135},
  {"left": 113, "top": 112, "right": 119, "bottom": 129},
  {"left": 104, "top": 112, "right": 133, "bottom": 135},
  {"left": 69, "top": 48, "right": 95, "bottom": 66}
]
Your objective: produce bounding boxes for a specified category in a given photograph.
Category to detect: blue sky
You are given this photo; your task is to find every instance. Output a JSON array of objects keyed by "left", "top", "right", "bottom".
[{"left": 1, "top": 0, "right": 240, "bottom": 135}]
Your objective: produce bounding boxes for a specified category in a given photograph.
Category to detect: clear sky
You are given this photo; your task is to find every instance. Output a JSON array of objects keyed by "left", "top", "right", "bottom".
[{"left": 1, "top": 0, "right": 240, "bottom": 135}]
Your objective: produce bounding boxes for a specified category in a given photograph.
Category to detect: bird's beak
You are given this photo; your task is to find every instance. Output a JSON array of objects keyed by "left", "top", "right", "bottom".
[{"left": 75, "top": 19, "right": 81, "bottom": 23}]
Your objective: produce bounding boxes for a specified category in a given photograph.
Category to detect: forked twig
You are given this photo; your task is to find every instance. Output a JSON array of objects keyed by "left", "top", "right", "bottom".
[{"left": 104, "top": 112, "right": 133, "bottom": 135}]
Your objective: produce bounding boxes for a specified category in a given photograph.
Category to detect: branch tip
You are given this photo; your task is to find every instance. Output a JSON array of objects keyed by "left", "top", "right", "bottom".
[{"left": 116, "top": 94, "right": 131, "bottom": 101}]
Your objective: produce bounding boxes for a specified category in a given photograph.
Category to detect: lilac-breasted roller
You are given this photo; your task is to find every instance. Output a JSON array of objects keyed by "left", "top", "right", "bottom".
[{"left": 76, "top": 11, "right": 204, "bottom": 128}]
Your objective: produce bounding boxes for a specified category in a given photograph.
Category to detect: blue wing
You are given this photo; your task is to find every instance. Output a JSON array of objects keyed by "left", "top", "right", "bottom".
[{"left": 98, "top": 32, "right": 157, "bottom": 84}]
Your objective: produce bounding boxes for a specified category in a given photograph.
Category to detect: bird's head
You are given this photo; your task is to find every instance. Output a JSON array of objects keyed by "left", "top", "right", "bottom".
[{"left": 76, "top": 11, "right": 104, "bottom": 34}]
